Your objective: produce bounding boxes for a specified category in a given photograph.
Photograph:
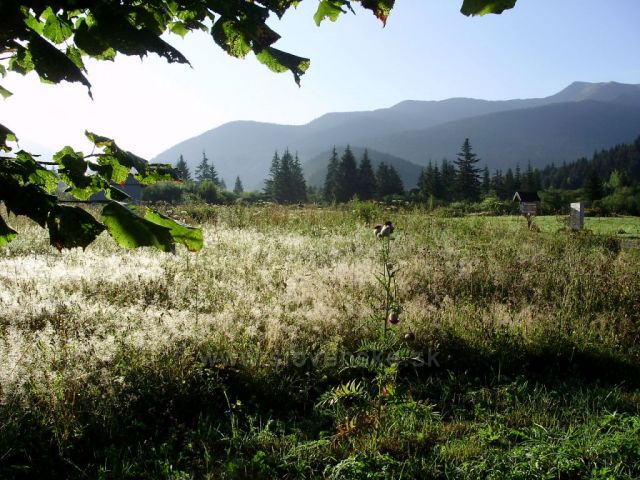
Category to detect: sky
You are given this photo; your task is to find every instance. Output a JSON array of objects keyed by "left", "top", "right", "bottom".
[{"left": 2, "top": 0, "right": 640, "bottom": 159}]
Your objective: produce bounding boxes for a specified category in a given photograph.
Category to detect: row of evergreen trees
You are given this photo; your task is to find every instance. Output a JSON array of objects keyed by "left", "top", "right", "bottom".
[
  {"left": 264, "top": 150, "right": 307, "bottom": 203},
  {"left": 323, "top": 146, "right": 404, "bottom": 202},
  {"left": 175, "top": 151, "right": 244, "bottom": 194},
  {"left": 418, "top": 139, "right": 542, "bottom": 202}
]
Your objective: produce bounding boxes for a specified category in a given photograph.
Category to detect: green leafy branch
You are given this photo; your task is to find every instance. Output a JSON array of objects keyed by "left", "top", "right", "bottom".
[{"left": 0, "top": 127, "right": 203, "bottom": 252}]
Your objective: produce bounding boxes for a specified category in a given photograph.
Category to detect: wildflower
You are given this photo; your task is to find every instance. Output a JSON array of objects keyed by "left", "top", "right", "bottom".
[
  {"left": 374, "top": 220, "right": 394, "bottom": 238},
  {"left": 388, "top": 311, "right": 399, "bottom": 325}
]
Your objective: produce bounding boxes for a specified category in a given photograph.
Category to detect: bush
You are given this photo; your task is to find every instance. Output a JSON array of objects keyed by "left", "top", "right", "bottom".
[{"left": 142, "top": 181, "right": 185, "bottom": 203}]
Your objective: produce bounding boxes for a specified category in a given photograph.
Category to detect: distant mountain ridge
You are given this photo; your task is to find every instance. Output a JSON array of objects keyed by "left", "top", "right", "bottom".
[{"left": 151, "top": 81, "right": 640, "bottom": 189}]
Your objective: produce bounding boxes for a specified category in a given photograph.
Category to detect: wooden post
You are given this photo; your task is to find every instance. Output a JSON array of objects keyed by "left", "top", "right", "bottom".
[{"left": 570, "top": 202, "right": 584, "bottom": 230}]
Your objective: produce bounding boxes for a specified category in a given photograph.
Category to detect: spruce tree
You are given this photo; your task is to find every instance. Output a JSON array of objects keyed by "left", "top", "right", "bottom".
[
  {"left": 440, "top": 158, "right": 456, "bottom": 202},
  {"left": 233, "top": 176, "right": 244, "bottom": 194},
  {"left": 195, "top": 150, "right": 210, "bottom": 182},
  {"left": 277, "top": 149, "right": 294, "bottom": 203},
  {"left": 175, "top": 154, "right": 191, "bottom": 181},
  {"left": 454, "top": 138, "right": 481, "bottom": 201},
  {"left": 264, "top": 151, "right": 280, "bottom": 200},
  {"left": 514, "top": 164, "right": 522, "bottom": 191},
  {"left": 357, "top": 149, "right": 376, "bottom": 200},
  {"left": 336, "top": 145, "right": 358, "bottom": 202},
  {"left": 504, "top": 168, "right": 516, "bottom": 198},
  {"left": 196, "top": 150, "right": 221, "bottom": 185},
  {"left": 584, "top": 169, "right": 603, "bottom": 202},
  {"left": 376, "top": 162, "right": 404, "bottom": 198},
  {"left": 291, "top": 153, "right": 307, "bottom": 203},
  {"left": 481, "top": 165, "right": 491, "bottom": 196},
  {"left": 492, "top": 169, "right": 506, "bottom": 199},
  {"left": 323, "top": 147, "right": 339, "bottom": 202}
]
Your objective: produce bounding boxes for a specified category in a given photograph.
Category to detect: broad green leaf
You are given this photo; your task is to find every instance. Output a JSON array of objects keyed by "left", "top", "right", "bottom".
[
  {"left": 89, "top": 156, "right": 131, "bottom": 184},
  {"left": 212, "top": 17, "right": 252, "bottom": 58},
  {"left": 84, "top": 131, "right": 114, "bottom": 148},
  {"left": 134, "top": 163, "right": 179, "bottom": 186},
  {"left": 460, "top": 0, "right": 517, "bottom": 16},
  {"left": 15, "top": 151, "right": 59, "bottom": 193},
  {"left": 0, "top": 214, "right": 18, "bottom": 247},
  {"left": 64, "top": 175, "right": 110, "bottom": 201},
  {"left": 0, "top": 124, "right": 17, "bottom": 152},
  {"left": 105, "top": 185, "right": 131, "bottom": 201},
  {"left": 27, "top": 33, "right": 92, "bottom": 96},
  {"left": 41, "top": 7, "right": 74, "bottom": 44},
  {"left": 255, "top": 47, "right": 310, "bottom": 86},
  {"left": 47, "top": 205, "right": 105, "bottom": 251},
  {"left": 23, "top": 11, "right": 45, "bottom": 35},
  {"left": 314, "top": 1, "right": 348, "bottom": 26},
  {"left": 0, "top": 180, "right": 57, "bottom": 227},
  {"left": 85, "top": 131, "right": 147, "bottom": 175},
  {"left": 65, "top": 46, "right": 86, "bottom": 71},
  {"left": 54, "top": 146, "right": 87, "bottom": 184},
  {"left": 360, "top": 0, "right": 395, "bottom": 25},
  {"left": 0, "top": 85, "right": 13, "bottom": 99},
  {"left": 0, "top": 64, "right": 6, "bottom": 76},
  {"left": 144, "top": 209, "right": 203, "bottom": 252},
  {"left": 8, "top": 45, "right": 35, "bottom": 75},
  {"left": 75, "top": 11, "right": 190, "bottom": 65},
  {"left": 169, "top": 21, "right": 190, "bottom": 37},
  {"left": 101, "top": 201, "right": 175, "bottom": 252}
]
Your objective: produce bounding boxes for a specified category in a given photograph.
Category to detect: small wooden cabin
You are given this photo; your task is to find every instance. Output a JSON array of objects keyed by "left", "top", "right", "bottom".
[{"left": 512, "top": 191, "right": 540, "bottom": 215}]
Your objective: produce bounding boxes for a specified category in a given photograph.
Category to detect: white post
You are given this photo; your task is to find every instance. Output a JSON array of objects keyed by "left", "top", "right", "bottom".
[{"left": 570, "top": 202, "right": 584, "bottom": 230}]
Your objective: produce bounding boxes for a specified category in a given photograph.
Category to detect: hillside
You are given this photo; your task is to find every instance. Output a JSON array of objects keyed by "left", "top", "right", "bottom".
[
  {"left": 367, "top": 100, "right": 640, "bottom": 170},
  {"left": 151, "top": 81, "right": 640, "bottom": 189}
]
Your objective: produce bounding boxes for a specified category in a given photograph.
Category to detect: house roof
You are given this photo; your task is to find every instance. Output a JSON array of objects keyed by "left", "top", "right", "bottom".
[{"left": 512, "top": 191, "right": 540, "bottom": 203}]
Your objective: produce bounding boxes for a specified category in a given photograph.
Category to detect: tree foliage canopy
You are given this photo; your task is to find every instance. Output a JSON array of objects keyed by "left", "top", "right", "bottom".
[{"left": 0, "top": 0, "right": 516, "bottom": 251}]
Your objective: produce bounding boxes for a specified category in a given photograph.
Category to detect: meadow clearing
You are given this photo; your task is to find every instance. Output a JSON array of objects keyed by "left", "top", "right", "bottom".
[{"left": 1, "top": 204, "right": 639, "bottom": 479}]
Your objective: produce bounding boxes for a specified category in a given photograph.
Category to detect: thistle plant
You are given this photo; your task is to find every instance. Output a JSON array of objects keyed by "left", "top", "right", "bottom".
[{"left": 317, "top": 220, "right": 417, "bottom": 447}]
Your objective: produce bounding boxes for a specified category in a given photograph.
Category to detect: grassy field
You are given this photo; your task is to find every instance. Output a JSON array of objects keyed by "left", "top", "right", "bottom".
[{"left": 1, "top": 205, "right": 639, "bottom": 479}]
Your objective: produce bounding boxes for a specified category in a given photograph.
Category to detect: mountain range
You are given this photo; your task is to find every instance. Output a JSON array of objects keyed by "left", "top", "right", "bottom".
[{"left": 151, "top": 81, "right": 640, "bottom": 189}]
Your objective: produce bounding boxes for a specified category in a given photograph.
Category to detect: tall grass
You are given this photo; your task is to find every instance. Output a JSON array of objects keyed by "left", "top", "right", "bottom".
[{"left": 1, "top": 204, "right": 638, "bottom": 478}]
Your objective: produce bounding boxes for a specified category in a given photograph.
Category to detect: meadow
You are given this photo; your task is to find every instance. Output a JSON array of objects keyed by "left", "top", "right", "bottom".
[{"left": 1, "top": 204, "right": 639, "bottom": 479}]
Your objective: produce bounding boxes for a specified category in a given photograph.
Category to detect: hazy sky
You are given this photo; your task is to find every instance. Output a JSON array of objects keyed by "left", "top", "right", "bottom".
[{"left": 2, "top": 0, "right": 639, "bottom": 159}]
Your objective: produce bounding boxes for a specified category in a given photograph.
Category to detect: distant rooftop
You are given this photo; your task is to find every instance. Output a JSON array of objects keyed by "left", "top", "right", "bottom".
[{"left": 513, "top": 191, "right": 540, "bottom": 203}]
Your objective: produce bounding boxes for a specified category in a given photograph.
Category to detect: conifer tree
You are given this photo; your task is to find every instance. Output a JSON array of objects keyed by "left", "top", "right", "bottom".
[
  {"left": 336, "top": 145, "right": 358, "bottom": 202},
  {"left": 514, "top": 164, "right": 522, "bottom": 191},
  {"left": 357, "top": 149, "right": 377, "bottom": 200},
  {"left": 195, "top": 150, "right": 211, "bottom": 182},
  {"left": 264, "top": 149, "right": 306, "bottom": 203},
  {"left": 324, "top": 147, "right": 339, "bottom": 202},
  {"left": 291, "top": 153, "right": 307, "bottom": 203},
  {"left": 504, "top": 168, "right": 516, "bottom": 198},
  {"left": 233, "top": 176, "right": 244, "bottom": 194},
  {"left": 492, "top": 169, "right": 506, "bottom": 199},
  {"left": 584, "top": 169, "right": 603, "bottom": 201},
  {"left": 481, "top": 165, "right": 491, "bottom": 196},
  {"left": 376, "top": 162, "right": 404, "bottom": 198},
  {"left": 440, "top": 158, "right": 456, "bottom": 201},
  {"left": 195, "top": 150, "right": 220, "bottom": 184},
  {"left": 264, "top": 151, "right": 280, "bottom": 199},
  {"left": 454, "top": 138, "right": 481, "bottom": 201},
  {"left": 175, "top": 154, "right": 191, "bottom": 181},
  {"left": 276, "top": 149, "right": 294, "bottom": 203}
]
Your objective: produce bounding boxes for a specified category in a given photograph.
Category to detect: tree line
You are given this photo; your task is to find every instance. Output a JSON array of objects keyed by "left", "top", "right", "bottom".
[
  {"left": 323, "top": 146, "right": 404, "bottom": 202},
  {"left": 417, "top": 138, "right": 542, "bottom": 203}
]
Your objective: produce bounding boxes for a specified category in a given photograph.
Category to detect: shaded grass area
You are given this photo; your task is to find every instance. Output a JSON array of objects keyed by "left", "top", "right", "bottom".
[{"left": 0, "top": 205, "right": 639, "bottom": 479}]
